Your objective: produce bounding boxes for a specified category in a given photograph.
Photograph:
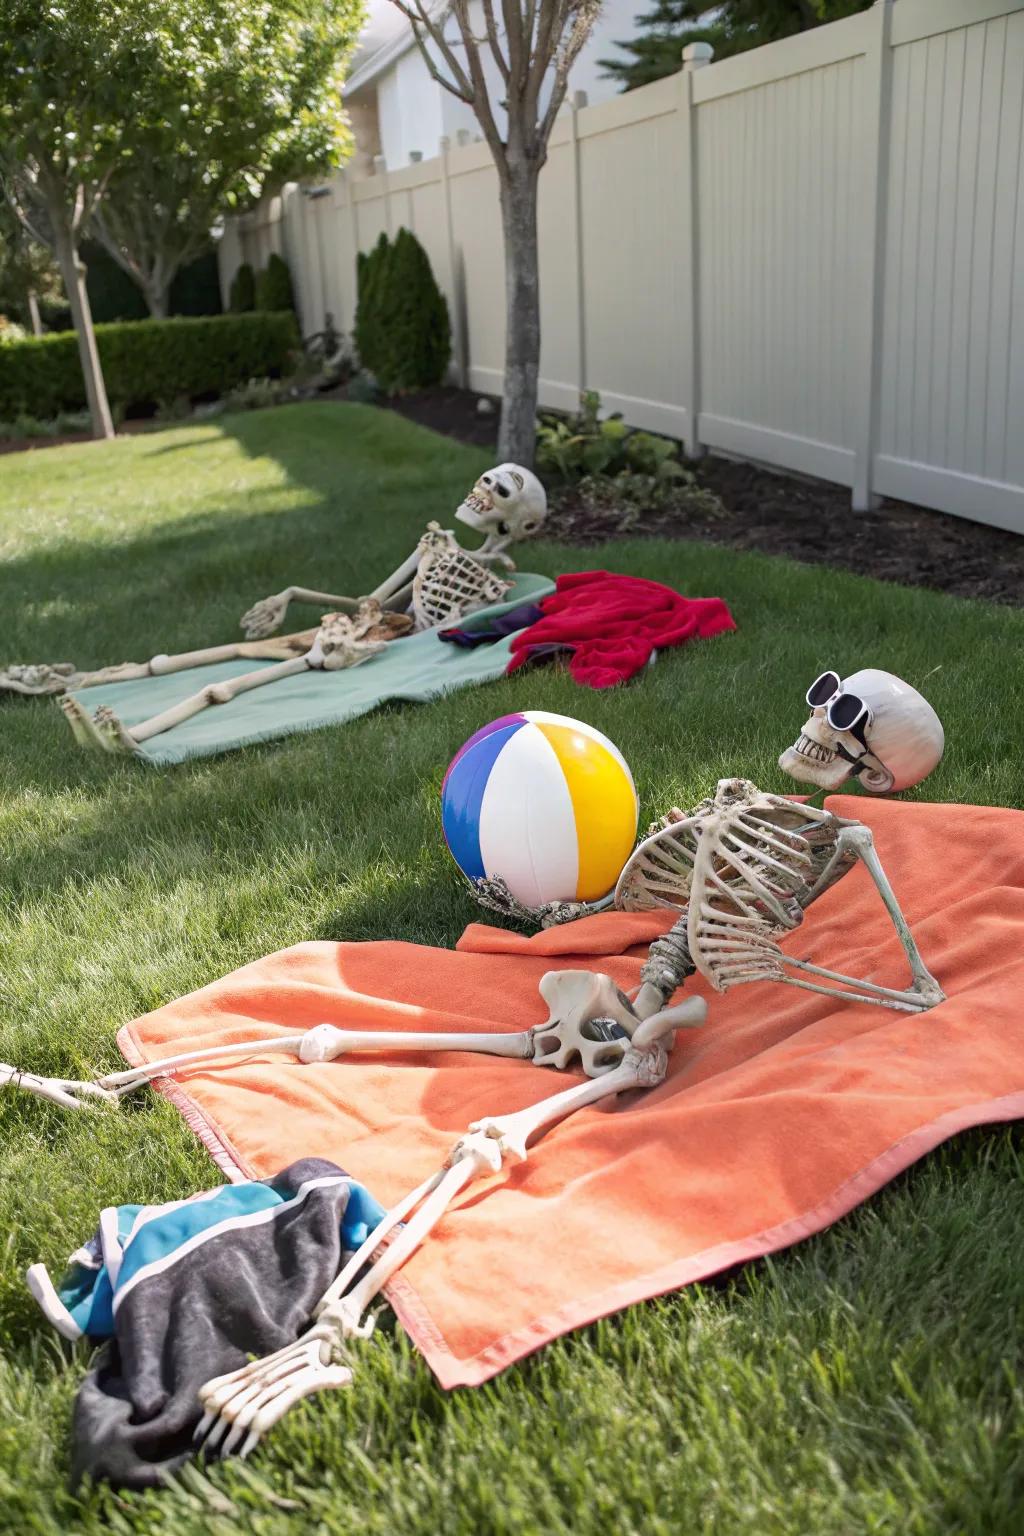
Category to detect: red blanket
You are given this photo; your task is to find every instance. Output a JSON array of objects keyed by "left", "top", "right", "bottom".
[{"left": 506, "top": 570, "right": 736, "bottom": 688}]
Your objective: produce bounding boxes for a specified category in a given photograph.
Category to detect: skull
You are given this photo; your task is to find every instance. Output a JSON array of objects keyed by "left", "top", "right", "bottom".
[
  {"left": 779, "top": 668, "right": 944, "bottom": 794},
  {"left": 456, "top": 463, "right": 547, "bottom": 548}
]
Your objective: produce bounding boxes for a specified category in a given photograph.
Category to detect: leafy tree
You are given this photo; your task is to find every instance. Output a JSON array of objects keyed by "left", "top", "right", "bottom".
[
  {"left": 230, "top": 263, "right": 257, "bottom": 314},
  {"left": 389, "top": 1, "right": 602, "bottom": 464},
  {"left": 374, "top": 228, "right": 451, "bottom": 394},
  {"left": 90, "top": 1, "right": 363, "bottom": 320},
  {"left": 0, "top": 200, "right": 62, "bottom": 336},
  {"left": 256, "top": 253, "right": 297, "bottom": 314},
  {"left": 602, "top": 0, "right": 872, "bottom": 90},
  {"left": 0, "top": 0, "right": 169, "bottom": 436}
]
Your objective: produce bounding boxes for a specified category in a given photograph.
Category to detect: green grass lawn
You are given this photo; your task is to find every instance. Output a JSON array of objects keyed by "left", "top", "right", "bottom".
[{"left": 2, "top": 401, "right": 1023, "bottom": 1533}]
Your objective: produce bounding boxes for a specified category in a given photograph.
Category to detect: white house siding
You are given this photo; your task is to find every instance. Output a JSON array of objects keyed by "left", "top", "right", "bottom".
[
  {"left": 360, "top": 0, "right": 641, "bottom": 169},
  {"left": 377, "top": 46, "right": 445, "bottom": 167}
]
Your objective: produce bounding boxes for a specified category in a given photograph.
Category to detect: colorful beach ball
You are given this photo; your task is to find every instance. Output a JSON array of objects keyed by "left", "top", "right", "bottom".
[{"left": 442, "top": 711, "right": 639, "bottom": 907}]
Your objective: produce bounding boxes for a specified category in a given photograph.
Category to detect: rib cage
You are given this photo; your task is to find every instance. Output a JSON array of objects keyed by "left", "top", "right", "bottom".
[
  {"left": 617, "top": 779, "right": 859, "bottom": 995},
  {"left": 411, "top": 526, "right": 511, "bottom": 630}
]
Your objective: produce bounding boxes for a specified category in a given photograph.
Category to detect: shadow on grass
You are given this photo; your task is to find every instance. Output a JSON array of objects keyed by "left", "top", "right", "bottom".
[{"left": 1, "top": 406, "right": 494, "bottom": 662}]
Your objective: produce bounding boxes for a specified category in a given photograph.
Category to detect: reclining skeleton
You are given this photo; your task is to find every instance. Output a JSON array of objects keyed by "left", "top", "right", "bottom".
[
  {"left": 2, "top": 465, "right": 548, "bottom": 756},
  {"left": 5, "top": 761, "right": 946, "bottom": 1459}
]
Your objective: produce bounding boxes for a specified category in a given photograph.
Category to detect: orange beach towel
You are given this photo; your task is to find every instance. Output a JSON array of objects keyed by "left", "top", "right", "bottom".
[{"left": 118, "top": 796, "right": 1024, "bottom": 1388}]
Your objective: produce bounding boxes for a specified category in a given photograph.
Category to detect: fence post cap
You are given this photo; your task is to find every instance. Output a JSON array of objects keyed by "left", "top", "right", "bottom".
[{"left": 682, "top": 42, "right": 714, "bottom": 69}]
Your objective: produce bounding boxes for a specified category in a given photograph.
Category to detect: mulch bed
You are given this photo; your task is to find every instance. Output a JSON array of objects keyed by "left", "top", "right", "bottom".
[{"left": 383, "top": 385, "right": 1024, "bottom": 608}]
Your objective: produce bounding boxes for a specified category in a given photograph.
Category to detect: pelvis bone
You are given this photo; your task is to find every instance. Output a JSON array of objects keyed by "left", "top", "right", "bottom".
[{"left": 530, "top": 969, "right": 706, "bottom": 1075}]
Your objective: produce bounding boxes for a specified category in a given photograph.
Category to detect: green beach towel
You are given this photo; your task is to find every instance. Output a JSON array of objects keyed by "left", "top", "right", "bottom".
[{"left": 69, "top": 573, "right": 554, "bottom": 766}]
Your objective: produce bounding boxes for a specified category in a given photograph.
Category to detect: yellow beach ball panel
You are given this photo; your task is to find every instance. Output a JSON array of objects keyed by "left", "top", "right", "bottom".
[{"left": 532, "top": 717, "right": 639, "bottom": 901}]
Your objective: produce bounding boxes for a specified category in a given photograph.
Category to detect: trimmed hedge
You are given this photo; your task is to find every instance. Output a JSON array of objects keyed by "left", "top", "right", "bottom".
[{"left": 0, "top": 312, "right": 299, "bottom": 419}]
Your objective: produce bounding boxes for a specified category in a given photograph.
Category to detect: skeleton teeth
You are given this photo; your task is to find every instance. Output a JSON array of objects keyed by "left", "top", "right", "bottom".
[{"left": 794, "top": 733, "right": 835, "bottom": 765}]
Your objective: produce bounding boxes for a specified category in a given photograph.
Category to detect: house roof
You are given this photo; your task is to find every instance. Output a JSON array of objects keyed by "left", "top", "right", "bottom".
[{"left": 346, "top": 1, "right": 449, "bottom": 95}]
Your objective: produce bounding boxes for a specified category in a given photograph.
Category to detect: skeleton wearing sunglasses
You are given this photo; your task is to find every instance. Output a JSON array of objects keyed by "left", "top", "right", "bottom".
[{"left": 779, "top": 668, "right": 944, "bottom": 795}]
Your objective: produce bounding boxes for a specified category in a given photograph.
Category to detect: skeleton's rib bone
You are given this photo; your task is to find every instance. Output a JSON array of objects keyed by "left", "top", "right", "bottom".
[{"left": 675, "top": 782, "right": 944, "bottom": 1014}]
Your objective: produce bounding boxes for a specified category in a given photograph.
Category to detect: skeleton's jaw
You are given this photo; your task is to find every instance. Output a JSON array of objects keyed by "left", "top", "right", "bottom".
[
  {"left": 455, "top": 491, "right": 495, "bottom": 533},
  {"left": 778, "top": 734, "right": 853, "bottom": 791}
]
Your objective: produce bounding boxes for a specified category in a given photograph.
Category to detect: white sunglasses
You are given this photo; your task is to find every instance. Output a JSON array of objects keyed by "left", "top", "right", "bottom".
[{"left": 806, "top": 671, "right": 872, "bottom": 744}]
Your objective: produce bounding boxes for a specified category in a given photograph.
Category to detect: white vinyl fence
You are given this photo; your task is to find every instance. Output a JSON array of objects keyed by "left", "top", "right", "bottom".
[{"left": 219, "top": 0, "right": 1024, "bottom": 533}]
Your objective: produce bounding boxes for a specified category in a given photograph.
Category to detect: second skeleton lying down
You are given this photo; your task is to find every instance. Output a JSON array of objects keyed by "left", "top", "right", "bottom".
[
  {"left": 0, "top": 464, "right": 548, "bottom": 756},
  {"left": 3, "top": 779, "right": 945, "bottom": 1459}
]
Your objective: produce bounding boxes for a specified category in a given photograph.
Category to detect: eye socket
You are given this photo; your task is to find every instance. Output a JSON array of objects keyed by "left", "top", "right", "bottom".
[
  {"left": 496, "top": 483, "right": 510, "bottom": 497},
  {"left": 497, "top": 519, "right": 509, "bottom": 535}
]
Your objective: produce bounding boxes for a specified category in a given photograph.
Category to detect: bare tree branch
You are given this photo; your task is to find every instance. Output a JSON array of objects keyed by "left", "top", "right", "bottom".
[
  {"left": 387, "top": 0, "right": 475, "bottom": 104},
  {"left": 409, "top": 16, "right": 474, "bottom": 104},
  {"left": 450, "top": 0, "right": 505, "bottom": 159},
  {"left": 525, "top": 0, "right": 568, "bottom": 124},
  {"left": 537, "top": 4, "right": 598, "bottom": 147},
  {"left": 522, "top": 0, "right": 539, "bottom": 64},
  {"left": 480, "top": 0, "right": 511, "bottom": 84}
]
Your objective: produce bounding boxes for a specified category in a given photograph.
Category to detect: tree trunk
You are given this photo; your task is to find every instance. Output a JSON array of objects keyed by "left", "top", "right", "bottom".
[
  {"left": 25, "top": 288, "right": 43, "bottom": 337},
  {"left": 497, "top": 165, "right": 541, "bottom": 467},
  {"left": 53, "top": 227, "right": 115, "bottom": 440},
  {"left": 143, "top": 281, "right": 170, "bottom": 319}
]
